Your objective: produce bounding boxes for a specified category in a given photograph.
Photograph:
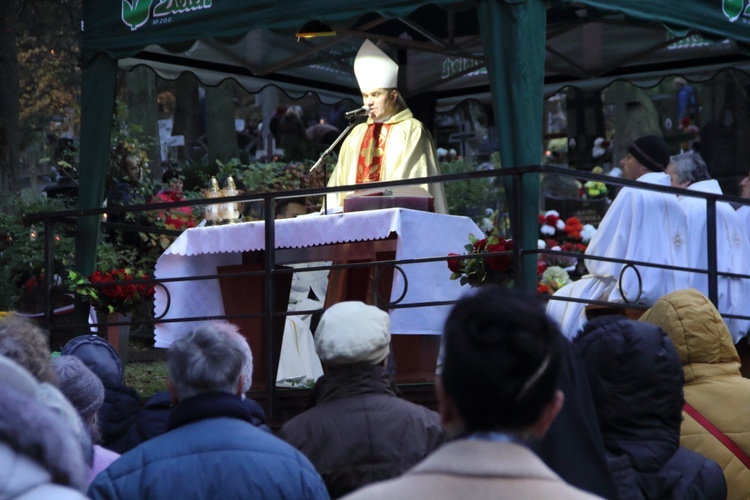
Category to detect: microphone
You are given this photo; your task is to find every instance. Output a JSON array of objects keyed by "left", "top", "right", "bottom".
[{"left": 344, "top": 105, "right": 370, "bottom": 120}]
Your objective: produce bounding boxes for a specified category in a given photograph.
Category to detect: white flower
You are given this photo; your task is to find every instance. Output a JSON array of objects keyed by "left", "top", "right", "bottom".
[
  {"left": 538, "top": 239, "right": 546, "bottom": 249},
  {"left": 484, "top": 208, "right": 494, "bottom": 216},
  {"left": 541, "top": 265, "right": 572, "bottom": 291},
  {"left": 556, "top": 219, "right": 566, "bottom": 231},
  {"left": 551, "top": 245, "right": 562, "bottom": 252},
  {"left": 544, "top": 210, "right": 560, "bottom": 218},
  {"left": 541, "top": 225, "right": 556, "bottom": 236},
  {"left": 480, "top": 217, "right": 494, "bottom": 233},
  {"left": 581, "top": 224, "right": 597, "bottom": 243}
]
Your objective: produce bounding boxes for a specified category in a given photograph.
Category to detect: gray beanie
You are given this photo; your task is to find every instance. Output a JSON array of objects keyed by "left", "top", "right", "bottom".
[{"left": 53, "top": 355, "right": 105, "bottom": 422}]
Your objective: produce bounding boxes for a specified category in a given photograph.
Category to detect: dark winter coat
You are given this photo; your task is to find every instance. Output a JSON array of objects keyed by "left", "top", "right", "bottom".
[
  {"left": 97, "top": 381, "right": 142, "bottom": 453},
  {"left": 61, "top": 334, "right": 143, "bottom": 454},
  {"left": 88, "top": 392, "right": 329, "bottom": 499},
  {"left": 123, "top": 390, "right": 270, "bottom": 452},
  {"left": 529, "top": 334, "right": 617, "bottom": 498},
  {"left": 575, "top": 317, "right": 726, "bottom": 499},
  {"left": 278, "top": 364, "right": 446, "bottom": 498}
]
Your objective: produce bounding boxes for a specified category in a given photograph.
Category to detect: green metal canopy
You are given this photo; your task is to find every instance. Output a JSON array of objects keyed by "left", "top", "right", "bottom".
[
  {"left": 79, "top": 0, "right": 750, "bottom": 288},
  {"left": 78, "top": 0, "right": 542, "bottom": 281}
]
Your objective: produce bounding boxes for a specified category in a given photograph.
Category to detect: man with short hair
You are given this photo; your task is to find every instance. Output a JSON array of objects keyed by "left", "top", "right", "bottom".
[
  {"left": 671, "top": 152, "right": 750, "bottom": 342},
  {"left": 736, "top": 169, "right": 750, "bottom": 248},
  {"left": 666, "top": 153, "right": 710, "bottom": 189},
  {"left": 547, "top": 135, "right": 690, "bottom": 338},
  {"left": 88, "top": 324, "right": 329, "bottom": 499},
  {"left": 325, "top": 39, "right": 447, "bottom": 213},
  {"left": 346, "top": 286, "right": 599, "bottom": 499},
  {"left": 278, "top": 301, "right": 445, "bottom": 498}
]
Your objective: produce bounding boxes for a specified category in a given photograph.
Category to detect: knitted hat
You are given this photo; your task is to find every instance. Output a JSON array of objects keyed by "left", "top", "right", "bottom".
[
  {"left": 354, "top": 39, "right": 399, "bottom": 91},
  {"left": 315, "top": 301, "right": 391, "bottom": 365},
  {"left": 628, "top": 135, "right": 670, "bottom": 172},
  {"left": 61, "top": 334, "right": 123, "bottom": 385},
  {"left": 0, "top": 353, "right": 39, "bottom": 398},
  {"left": 53, "top": 355, "right": 105, "bottom": 422}
]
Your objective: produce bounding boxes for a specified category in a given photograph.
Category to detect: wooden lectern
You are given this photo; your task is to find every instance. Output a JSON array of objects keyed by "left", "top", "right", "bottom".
[{"left": 217, "top": 254, "right": 292, "bottom": 390}]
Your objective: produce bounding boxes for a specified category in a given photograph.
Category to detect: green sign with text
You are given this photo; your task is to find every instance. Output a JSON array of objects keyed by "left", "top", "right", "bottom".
[{"left": 122, "top": 0, "right": 213, "bottom": 31}]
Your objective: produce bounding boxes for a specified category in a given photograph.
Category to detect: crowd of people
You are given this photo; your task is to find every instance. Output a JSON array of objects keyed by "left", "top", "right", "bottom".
[
  {"left": 4, "top": 278, "right": 750, "bottom": 498},
  {"left": 10, "top": 33, "right": 750, "bottom": 498}
]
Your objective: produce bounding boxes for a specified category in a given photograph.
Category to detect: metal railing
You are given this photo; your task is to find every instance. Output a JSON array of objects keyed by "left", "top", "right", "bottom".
[{"left": 24, "top": 163, "right": 750, "bottom": 415}]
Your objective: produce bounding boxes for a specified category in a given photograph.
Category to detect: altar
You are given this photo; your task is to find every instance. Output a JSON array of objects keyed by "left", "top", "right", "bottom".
[{"left": 153, "top": 208, "right": 483, "bottom": 379}]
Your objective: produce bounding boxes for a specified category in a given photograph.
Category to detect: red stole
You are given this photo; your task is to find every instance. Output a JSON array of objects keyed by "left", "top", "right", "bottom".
[{"left": 356, "top": 122, "right": 392, "bottom": 184}]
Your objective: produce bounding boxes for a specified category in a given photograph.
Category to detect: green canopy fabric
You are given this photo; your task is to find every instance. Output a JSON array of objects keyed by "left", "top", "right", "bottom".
[
  {"left": 77, "top": 0, "right": 478, "bottom": 274},
  {"left": 79, "top": 0, "right": 750, "bottom": 289},
  {"left": 553, "top": 0, "right": 750, "bottom": 47},
  {"left": 82, "top": 1, "right": 474, "bottom": 63},
  {"left": 76, "top": 54, "right": 118, "bottom": 277},
  {"left": 478, "top": 0, "right": 546, "bottom": 288}
]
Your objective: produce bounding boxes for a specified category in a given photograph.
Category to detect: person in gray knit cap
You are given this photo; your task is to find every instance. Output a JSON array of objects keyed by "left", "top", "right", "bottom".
[
  {"left": 278, "top": 301, "right": 446, "bottom": 498},
  {"left": 54, "top": 355, "right": 120, "bottom": 485}
]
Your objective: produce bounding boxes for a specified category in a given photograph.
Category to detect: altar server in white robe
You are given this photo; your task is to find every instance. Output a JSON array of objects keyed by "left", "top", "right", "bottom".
[
  {"left": 667, "top": 152, "right": 750, "bottom": 343},
  {"left": 274, "top": 200, "right": 325, "bottom": 386},
  {"left": 737, "top": 170, "right": 750, "bottom": 247},
  {"left": 547, "top": 135, "right": 690, "bottom": 339}
]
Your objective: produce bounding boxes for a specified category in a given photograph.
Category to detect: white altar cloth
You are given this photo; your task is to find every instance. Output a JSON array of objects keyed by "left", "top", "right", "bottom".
[{"left": 153, "top": 208, "right": 483, "bottom": 347}]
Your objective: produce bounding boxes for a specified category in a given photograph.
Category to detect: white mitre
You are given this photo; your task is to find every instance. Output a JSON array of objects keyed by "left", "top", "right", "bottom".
[{"left": 354, "top": 39, "right": 398, "bottom": 91}]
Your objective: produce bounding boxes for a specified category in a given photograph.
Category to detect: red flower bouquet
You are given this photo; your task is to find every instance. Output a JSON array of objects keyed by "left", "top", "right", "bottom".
[
  {"left": 448, "top": 233, "right": 514, "bottom": 287},
  {"left": 69, "top": 268, "right": 155, "bottom": 315},
  {"left": 448, "top": 210, "right": 597, "bottom": 292}
]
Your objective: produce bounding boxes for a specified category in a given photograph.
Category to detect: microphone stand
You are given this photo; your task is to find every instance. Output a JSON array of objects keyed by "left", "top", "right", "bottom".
[{"left": 310, "top": 117, "right": 364, "bottom": 214}]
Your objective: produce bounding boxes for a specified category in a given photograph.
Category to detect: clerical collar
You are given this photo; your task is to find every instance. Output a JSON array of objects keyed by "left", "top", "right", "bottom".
[{"left": 373, "top": 113, "right": 393, "bottom": 124}]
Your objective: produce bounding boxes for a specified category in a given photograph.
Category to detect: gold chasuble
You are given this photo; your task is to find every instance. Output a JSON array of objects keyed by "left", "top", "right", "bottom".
[{"left": 326, "top": 108, "right": 447, "bottom": 213}]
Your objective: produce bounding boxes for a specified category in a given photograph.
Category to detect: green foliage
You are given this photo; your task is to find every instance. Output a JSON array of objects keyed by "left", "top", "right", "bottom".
[
  {"left": 95, "top": 239, "right": 154, "bottom": 276},
  {"left": 181, "top": 157, "right": 218, "bottom": 192},
  {"left": 109, "top": 100, "right": 158, "bottom": 199},
  {"left": 441, "top": 156, "right": 504, "bottom": 224},
  {"left": 213, "top": 157, "right": 331, "bottom": 194},
  {"left": 0, "top": 194, "right": 76, "bottom": 311},
  {"left": 183, "top": 156, "right": 333, "bottom": 218}
]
